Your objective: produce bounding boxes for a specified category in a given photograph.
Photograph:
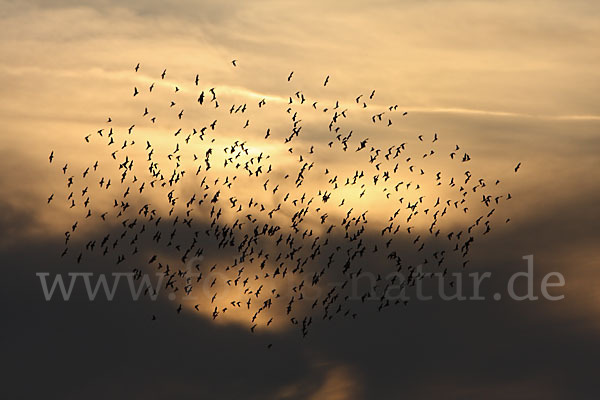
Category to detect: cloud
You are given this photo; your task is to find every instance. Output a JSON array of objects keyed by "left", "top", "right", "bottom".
[{"left": 2, "top": 0, "right": 600, "bottom": 398}]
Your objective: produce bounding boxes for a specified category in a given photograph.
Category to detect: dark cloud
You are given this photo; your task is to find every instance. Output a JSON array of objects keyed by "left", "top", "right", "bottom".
[{"left": 2, "top": 169, "right": 599, "bottom": 399}]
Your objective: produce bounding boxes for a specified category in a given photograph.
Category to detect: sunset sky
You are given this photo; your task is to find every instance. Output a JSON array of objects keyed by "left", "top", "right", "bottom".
[{"left": 2, "top": 1, "right": 600, "bottom": 399}]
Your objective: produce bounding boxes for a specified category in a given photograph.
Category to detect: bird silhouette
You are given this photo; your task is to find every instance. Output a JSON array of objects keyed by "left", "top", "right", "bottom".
[{"left": 47, "top": 64, "right": 519, "bottom": 342}]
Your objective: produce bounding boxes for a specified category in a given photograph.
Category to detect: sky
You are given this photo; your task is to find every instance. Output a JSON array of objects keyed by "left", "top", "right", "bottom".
[{"left": 1, "top": 0, "right": 600, "bottom": 399}]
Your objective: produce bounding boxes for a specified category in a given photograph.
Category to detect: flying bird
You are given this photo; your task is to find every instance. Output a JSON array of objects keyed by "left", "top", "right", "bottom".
[{"left": 46, "top": 61, "right": 518, "bottom": 343}]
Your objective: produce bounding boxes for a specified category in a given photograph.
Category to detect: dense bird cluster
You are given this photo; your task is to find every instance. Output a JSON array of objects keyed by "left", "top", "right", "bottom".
[{"left": 48, "top": 62, "right": 520, "bottom": 344}]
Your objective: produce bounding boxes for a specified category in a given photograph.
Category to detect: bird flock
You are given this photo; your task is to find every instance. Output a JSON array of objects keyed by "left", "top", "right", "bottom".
[{"left": 47, "top": 61, "right": 520, "bottom": 344}]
